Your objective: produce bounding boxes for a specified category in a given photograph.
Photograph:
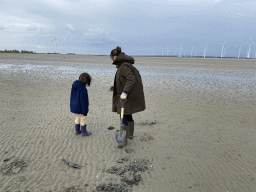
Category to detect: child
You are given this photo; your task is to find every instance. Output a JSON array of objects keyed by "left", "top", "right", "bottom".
[{"left": 70, "top": 73, "right": 92, "bottom": 136}]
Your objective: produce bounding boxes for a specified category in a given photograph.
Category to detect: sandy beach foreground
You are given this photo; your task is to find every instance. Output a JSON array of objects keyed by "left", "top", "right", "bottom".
[{"left": 0, "top": 54, "right": 256, "bottom": 192}]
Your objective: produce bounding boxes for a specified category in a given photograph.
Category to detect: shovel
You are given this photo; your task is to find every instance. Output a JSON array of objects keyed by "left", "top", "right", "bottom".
[{"left": 115, "top": 99, "right": 127, "bottom": 145}]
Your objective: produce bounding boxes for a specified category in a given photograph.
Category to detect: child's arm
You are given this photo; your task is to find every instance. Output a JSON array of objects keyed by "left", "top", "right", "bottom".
[{"left": 80, "top": 87, "right": 89, "bottom": 114}]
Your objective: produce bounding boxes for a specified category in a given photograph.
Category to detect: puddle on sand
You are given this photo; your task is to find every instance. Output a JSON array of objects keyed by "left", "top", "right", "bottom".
[
  {"left": 57, "top": 66, "right": 113, "bottom": 74},
  {"left": 1, "top": 63, "right": 255, "bottom": 81},
  {"left": 1, "top": 63, "right": 256, "bottom": 92}
]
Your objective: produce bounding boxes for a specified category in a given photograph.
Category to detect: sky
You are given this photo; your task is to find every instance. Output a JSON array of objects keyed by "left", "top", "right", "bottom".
[{"left": 1, "top": 0, "right": 256, "bottom": 57}]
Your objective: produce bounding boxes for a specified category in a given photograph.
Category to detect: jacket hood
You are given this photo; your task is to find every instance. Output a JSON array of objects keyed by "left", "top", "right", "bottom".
[
  {"left": 113, "top": 52, "right": 135, "bottom": 66},
  {"left": 72, "top": 80, "right": 85, "bottom": 90}
]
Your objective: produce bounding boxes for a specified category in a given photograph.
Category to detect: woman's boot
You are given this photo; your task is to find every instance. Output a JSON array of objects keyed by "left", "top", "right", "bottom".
[
  {"left": 81, "top": 124, "right": 91, "bottom": 136},
  {"left": 128, "top": 121, "right": 134, "bottom": 139}
]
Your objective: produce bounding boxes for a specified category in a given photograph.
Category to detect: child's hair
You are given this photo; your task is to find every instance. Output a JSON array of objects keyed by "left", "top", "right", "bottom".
[
  {"left": 79, "top": 73, "right": 91, "bottom": 86},
  {"left": 110, "top": 46, "right": 122, "bottom": 58}
]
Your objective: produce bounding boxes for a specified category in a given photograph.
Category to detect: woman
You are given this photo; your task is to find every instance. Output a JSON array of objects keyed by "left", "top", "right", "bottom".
[{"left": 110, "top": 46, "right": 146, "bottom": 147}]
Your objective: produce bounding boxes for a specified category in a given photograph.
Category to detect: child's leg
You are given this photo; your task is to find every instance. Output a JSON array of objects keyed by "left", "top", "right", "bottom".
[
  {"left": 74, "top": 114, "right": 81, "bottom": 134},
  {"left": 75, "top": 114, "right": 81, "bottom": 124},
  {"left": 80, "top": 114, "right": 87, "bottom": 126},
  {"left": 80, "top": 114, "right": 91, "bottom": 136}
]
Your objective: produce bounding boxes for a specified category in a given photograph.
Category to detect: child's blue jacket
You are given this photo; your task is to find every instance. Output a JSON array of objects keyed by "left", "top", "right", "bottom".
[{"left": 70, "top": 80, "right": 89, "bottom": 114}]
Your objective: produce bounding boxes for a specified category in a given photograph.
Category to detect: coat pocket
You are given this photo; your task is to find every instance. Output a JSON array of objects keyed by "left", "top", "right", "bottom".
[{"left": 119, "top": 76, "right": 125, "bottom": 85}]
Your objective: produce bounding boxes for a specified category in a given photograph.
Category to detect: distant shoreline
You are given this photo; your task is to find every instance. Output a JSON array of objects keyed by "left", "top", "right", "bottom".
[{"left": 0, "top": 51, "right": 254, "bottom": 59}]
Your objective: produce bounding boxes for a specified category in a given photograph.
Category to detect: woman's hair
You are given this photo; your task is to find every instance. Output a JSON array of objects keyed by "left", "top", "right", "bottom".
[
  {"left": 110, "top": 46, "right": 122, "bottom": 58},
  {"left": 79, "top": 73, "right": 91, "bottom": 86}
]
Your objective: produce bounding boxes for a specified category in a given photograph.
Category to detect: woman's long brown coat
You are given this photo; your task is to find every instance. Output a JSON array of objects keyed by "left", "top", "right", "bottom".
[{"left": 112, "top": 53, "right": 146, "bottom": 115}]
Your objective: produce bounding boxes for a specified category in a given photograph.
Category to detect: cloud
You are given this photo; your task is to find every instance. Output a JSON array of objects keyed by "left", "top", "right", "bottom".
[
  {"left": 166, "top": 0, "right": 222, "bottom": 5},
  {"left": 36, "top": 45, "right": 46, "bottom": 49},
  {"left": 0, "top": 0, "right": 255, "bottom": 56},
  {"left": 83, "top": 28, "right": 117, "bottom": 45},
  {"left": 65, "top": 23, "right": 75, "bottom": 31},
  {"left": 27, "top": 25, "right": 39, "bottom": 31},
  {"left": 0, "top": 25, "right": 5, "bottom": 30},
  {"left": 167, "top": 0, "right": 222, "bottom": 2},
  {"left": 38, "top": 0, "right": 73, "bottom": 10}
]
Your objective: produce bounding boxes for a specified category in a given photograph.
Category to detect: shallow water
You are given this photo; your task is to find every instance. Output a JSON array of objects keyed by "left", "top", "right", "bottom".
[
  {"left": 1, "top": 61, "right": 255, "bottom": 81},
  {"left": 0, "top": 55, "right": 256, "bottom": 103}
]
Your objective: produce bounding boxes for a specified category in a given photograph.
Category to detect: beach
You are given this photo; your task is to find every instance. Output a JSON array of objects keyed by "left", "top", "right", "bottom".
[{"left": 0, "top": 53, "right": 256, "bottom": 192}]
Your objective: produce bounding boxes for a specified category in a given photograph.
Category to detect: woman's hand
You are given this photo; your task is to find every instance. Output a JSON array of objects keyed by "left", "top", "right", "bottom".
[
  {"left": 120, "top": 95, "right": 126, "bottom": 100},
  {"left": 120, "top": 92, "right": 127, "bottom": 100},
  {"left": 109, "top": 86, "right": 114, "bottom": 91}
]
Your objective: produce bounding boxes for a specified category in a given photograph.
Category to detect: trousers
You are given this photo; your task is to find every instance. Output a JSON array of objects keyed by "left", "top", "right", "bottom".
[{"left": 122, "top": 115, "right": 134, "bottom": 126}]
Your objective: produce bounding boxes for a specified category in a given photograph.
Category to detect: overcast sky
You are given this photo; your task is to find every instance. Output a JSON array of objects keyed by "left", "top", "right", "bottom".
[{"left": 1, "top": 0, "right": 256, "bottom": 57}]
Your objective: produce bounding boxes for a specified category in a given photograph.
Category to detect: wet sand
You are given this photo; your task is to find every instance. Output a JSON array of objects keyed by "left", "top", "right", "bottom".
[{"left": 0, "top": 53, "right": 256, "bottom": 192}]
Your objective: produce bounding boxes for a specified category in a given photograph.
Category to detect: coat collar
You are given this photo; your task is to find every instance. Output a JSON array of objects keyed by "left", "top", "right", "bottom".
[{"left": 112, "top": 52, "right": 135, "bottom": 67}]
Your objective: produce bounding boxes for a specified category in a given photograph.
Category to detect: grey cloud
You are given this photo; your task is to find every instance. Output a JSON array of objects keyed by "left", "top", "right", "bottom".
[
  {"left": 165, "top": 0, "right": 222, "bottom": 5},
  {"left": 27, "top": 25, "right": 39, "bottom": 31},
  {"left": 0, "top": 25, "right": 5, "bottom": 30},
  {"left": 65, "top": 24, "right": 75, "bottom": 31},
  {"left": 1, "top": 0, "right": 256, "bottom": 56},
  {"left": 84, "top": 28, "right": 117, "bottom": 45}
]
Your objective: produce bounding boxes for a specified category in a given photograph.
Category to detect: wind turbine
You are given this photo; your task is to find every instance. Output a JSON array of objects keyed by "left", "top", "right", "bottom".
[
  {"left": 54, "top": 38, "right": 57, "bottom": 53},
  {"left": 52, "top": 38, "right": 57, "bottom": 53},
  {"left": 218, "top": 40, "right": 227, "bottom": 58},
  {"left": 247, "top": 36, "right": 255, "bottom": 59},
  {"left": 51, "top": 40, "right": 54, "bottom": 53},
  {"left": 238, "top": 43, "right": 247, "bottom": 59},
  {"left": 174, "top": 48, "right": 178, "bottom": 56},
  {"left": 166, "top": 48, "right": 170, "bottom": 56},
  {"left": 203, "top": 42, "right": 208, "bottom": 58},
  {"left": 87, "top": 41, "right": 90, "bottom": 55},
  {"left": 84, "top": 42, "right": 86, "bottom": 55},
  {"left": 183, "top": 49, "right": 187, "bottom": 57},
  {"left": 179, "top": 44, "right": 183, "bottom": 57},
  {"left": 152, "top": 47, "right": 155, "bottom": 55},
  {"left": 191, "top": 46, "right": 195, "bottom": 57},
  {"left": 161, "top": 47, "right": 164, "bottom": 56},
  {"left": 223, "top": 48, "right": 227, "bottom": 57}
]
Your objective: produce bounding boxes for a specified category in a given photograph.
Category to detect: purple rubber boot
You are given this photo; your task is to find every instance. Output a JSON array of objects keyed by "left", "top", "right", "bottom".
[
  {"left": 81, "top": 124, "right": 91, "bottom": 136},
  {"left": 75, "top": 124, "right": 81, "bottom": 135}
]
